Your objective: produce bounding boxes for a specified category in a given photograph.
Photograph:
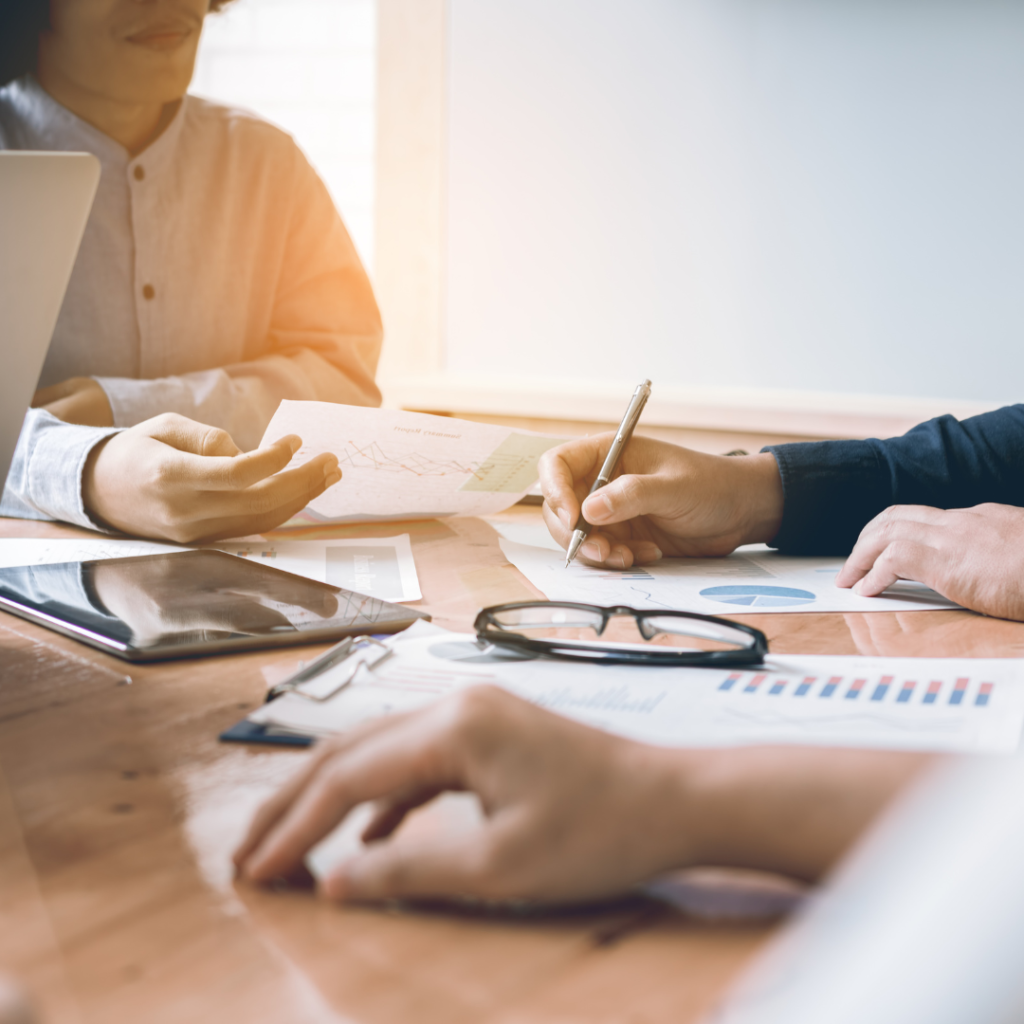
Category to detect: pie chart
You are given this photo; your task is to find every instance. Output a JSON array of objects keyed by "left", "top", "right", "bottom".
[{"left": 700, "top": 585, "right": 817, "bottom": 608}]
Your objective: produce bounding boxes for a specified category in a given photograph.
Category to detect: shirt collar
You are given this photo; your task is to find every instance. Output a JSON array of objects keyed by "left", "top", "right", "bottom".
[{"left": 7, "top": 74, "right": 187, "bottom": 175}]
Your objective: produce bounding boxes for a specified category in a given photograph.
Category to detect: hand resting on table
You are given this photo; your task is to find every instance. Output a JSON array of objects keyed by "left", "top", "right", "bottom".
[{"left": 837, "top": 503, "right": 1024, "bottom": 621}]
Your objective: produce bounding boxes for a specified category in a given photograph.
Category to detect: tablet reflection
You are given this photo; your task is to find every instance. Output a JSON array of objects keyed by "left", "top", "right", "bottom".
[{"left": 90, "top": 552, "right": 340, "bottom": 648}]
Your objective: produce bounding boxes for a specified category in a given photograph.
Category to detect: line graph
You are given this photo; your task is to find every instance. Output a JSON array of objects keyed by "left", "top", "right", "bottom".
[
  {"left": 322, "top": 432, "right": 560, "bottom": 493},
  {"left": 335, "top": 439, "right": 482, "bottom": 479}
]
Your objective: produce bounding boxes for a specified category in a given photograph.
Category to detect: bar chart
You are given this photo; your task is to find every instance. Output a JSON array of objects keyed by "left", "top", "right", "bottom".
[{"left": 718, "top": 671, "right": 995, "bottom": 708}]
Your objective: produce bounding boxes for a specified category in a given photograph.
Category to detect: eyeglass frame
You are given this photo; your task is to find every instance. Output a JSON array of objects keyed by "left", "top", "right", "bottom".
[{"left": 473, "top": 601, "right": 769, "bottom": 667}]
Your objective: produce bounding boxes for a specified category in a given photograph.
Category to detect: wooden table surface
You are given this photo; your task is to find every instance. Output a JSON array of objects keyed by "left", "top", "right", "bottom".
[{"left": 3, "top": 509, "right": 1024, "bottom": 1024}]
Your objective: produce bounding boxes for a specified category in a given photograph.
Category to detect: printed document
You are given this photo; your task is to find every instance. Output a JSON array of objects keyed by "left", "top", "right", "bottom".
[
  {"left": 260, "top": 401, "right": 566, "bottom": 524},
  {"left": 248, "top": 622, "right": 1024, "bottom": 753},
  {"left": 498, "top": 534, "right": 960, "bottom": 615}
]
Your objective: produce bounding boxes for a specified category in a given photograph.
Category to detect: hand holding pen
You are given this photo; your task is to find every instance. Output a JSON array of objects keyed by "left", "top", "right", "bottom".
[{"left": 538, "top": 388, "right": 786, "bottom": 570}]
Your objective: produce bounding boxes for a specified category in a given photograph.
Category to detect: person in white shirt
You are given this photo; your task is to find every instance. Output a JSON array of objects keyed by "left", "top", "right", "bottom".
[{"left": 0, "top": 0, "right": 381, "bottom": 541}]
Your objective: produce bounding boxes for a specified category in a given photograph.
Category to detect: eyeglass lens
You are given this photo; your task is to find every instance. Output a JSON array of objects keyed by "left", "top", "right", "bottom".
[{"left": 488, "top": 604, "right": 754, "bottom": 654}]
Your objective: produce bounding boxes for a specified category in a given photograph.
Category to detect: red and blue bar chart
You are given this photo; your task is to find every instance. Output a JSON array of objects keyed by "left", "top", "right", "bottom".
[{"left": 718, "top": 671, "right": 995, "bottom": 708}]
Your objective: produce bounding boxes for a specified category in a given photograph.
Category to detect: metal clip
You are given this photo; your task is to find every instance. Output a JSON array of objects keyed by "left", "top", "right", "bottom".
[{"left": 268, "top": 635, "right": 392, "bottom": 703}]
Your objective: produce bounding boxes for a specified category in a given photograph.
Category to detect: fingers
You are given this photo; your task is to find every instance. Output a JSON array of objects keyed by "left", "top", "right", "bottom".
[
  {"left": 538, "top": 436, "right": 610, "bottom": 532},
  {"left": 173, "top": 460, "right": 341, "bottom": 542},
  {"left": 190, "top": 452, "right": 339, "bottom": 516},
  {"left": 836, "top": 506, "right": 949, "bottom": 592},
  {"left": 360, "top": 785, "right": 448, "bottom": 843},
  {"left": 233, "top": 714, "right": 410, "bottom": 870},
  {"left": 234, "top": 750, "right": 335, "bottom": 872},
  {"left": 322, "top": 826, "right": 498, "bottom": 902},
  {"left": 578, "top": 534, "right": 634, "bottom": 569},
  {"left": 169, "top": 436, "right": 308, "bottom": 491},
  {"left": 238, "top": 710, "right": 461, "bottom": 883},
  {"left": 581, "top": 471, "right": 664, "bottom": 527},
  {"left": 579, "top": 537, "right": 663, "bottom": 569},
  {"left": 543, "top": 502, "right": 661, "bottom": 569},
  {"left": 141, "top": 412, "right": 245, "bottom": 458},
  {"left": 851, "top": 540, "right": 936, "bottom": 597},
  {"left": 541, "top": 496, "right": 573, "bottom": 546}
]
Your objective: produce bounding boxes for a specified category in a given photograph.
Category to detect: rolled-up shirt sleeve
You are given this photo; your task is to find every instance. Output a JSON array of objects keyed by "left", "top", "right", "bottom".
[
  {"left": 0, "top": 409, "right": 121, "bottom": 530},
  {"left": 764, "top": 404, "right": 1024, "bottom": 555}
]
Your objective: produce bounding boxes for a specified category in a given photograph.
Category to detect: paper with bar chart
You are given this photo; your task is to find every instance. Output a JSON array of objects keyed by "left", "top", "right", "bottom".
[
  {"left": 260, "top": 401, "right": 566, "bottom": 525},
  {"left": 498, "top": 537, "right": 961, "bottom": 614},
  {"left": 248, "top": 623, "right": 1024, "bottom": 753}
]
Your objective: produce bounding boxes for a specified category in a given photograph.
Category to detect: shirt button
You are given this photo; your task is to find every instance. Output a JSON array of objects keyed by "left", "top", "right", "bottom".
[
  {"left": 133, "top": 165, "right": 145, "bottom": 181},
  {"left": 142, "top": 284, "right": 156, "bottom": 300}
]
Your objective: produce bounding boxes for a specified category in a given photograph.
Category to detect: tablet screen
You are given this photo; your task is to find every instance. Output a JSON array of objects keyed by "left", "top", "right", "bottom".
[{"left": 0, "top": 549, "right": 428, "bottom": 660}]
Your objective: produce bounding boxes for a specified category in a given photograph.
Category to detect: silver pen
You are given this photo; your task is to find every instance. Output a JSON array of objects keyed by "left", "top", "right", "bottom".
[{"left": 565, "top": 379, "right": 652, "bottom": 567}]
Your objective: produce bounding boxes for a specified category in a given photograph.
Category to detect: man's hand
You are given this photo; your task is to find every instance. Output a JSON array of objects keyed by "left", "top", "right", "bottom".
[
  {"left": 83, "top": 413, "right": 341, "bottom": 543},
  {"left": 538, "top": 434, "right": 785, "bottom": 568},
  {"left": 234, "top": 686, "right": 925, "bottom": 904},
  {"left": 836, "top": 504, "right": 1024, "bottom": 621},
  {"left": 32, "top": 376, "right": 113, "bottom": 427},
  {"left": 235, "top": 686, "right": 698, "bottom": 903}
]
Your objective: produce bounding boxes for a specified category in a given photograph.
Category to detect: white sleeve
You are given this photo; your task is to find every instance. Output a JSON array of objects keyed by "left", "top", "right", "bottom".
[{"left": 0, "top": 408, "right": 122, "bottom": 530}]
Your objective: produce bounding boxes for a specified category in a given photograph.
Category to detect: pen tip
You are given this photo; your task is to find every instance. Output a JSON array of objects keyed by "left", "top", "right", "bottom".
[{"left": 564, "top": 557, "right": 570, "bottom": 569}]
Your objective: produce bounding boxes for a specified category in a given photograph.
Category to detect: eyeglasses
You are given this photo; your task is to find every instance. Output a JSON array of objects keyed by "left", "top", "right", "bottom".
[{"left": 474, "top": 601, "right": 768, "bottom": 667}]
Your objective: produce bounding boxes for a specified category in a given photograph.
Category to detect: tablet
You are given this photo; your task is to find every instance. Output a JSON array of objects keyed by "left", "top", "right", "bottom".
[{"left": 0, "top": 549, "right": 430, "bottom": 662}]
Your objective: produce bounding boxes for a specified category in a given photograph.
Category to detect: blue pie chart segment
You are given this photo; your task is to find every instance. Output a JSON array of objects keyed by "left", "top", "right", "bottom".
[{"left": 700, "top": 585, "right": 817, "bottom": 608}]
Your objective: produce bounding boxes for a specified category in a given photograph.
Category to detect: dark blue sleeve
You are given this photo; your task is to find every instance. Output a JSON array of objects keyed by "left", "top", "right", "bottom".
[{"left": 762, "top": 404, "right": 1024, "bottom": 555}]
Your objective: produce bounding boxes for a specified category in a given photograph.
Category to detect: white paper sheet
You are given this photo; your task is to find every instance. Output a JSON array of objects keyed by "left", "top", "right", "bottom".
[
  {"left": 213, "top": 536, "right": 421, "bottom": 603},
  {"left": 0, "top": 535, "right": 422, "bottom": 603},
  {"left": 249, "top": 622, "right": 1024, "bottom": 753},
  {"left": 498, "top": 538, "right": 961, "bottom": 615},
  {"left": 0, "top": 537, "right": 180, "bottom": 568},
  {"left": 260, "top": 401, "right": 566, "bottom": 524}
]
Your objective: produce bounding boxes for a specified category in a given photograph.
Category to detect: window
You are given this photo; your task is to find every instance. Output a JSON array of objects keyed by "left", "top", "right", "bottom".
[{"left": 192, "top": 0, "right": 377, "bottom": 269}]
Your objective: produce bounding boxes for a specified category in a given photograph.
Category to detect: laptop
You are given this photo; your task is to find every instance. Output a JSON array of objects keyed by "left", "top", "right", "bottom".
[{"left": 0, "top": 151, "right": 100, "bottom": 490}]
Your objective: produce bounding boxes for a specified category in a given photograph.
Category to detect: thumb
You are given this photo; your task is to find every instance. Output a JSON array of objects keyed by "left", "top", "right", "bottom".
[
  {"left": 323, "top": 831, "right": 494, "bottom": 902},
  {"left": 582, "top": 472, "right": 661, "bottom": 525}
]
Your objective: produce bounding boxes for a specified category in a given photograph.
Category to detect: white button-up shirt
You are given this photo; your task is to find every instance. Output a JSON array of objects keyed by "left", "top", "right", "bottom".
[{"left": 0, "top": 75, "right": 382, "bottom": 529}]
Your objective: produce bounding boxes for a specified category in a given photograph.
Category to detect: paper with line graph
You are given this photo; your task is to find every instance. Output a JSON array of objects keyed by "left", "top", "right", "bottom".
[
  {"left": 249, "top": 623, "right": 1024, "bottom": 753},
  {"left": 261, "top": 401, "right": 566, "bottom": 524},
  {"left": 498, "top": 537, "right": 960, "bottom": 615}
]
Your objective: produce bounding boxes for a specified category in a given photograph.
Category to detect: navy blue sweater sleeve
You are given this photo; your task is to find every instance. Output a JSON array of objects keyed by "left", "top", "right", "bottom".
[{"left": 762, "top": 404, "right": 1024, "bottom": 555}]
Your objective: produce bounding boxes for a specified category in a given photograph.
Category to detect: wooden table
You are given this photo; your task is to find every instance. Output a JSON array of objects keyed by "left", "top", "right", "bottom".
[{"left": 3, "top": 509, "right": 1024, "bottom": 1024}]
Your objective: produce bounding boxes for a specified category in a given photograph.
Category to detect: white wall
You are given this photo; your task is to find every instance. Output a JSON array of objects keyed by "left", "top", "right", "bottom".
[
  {"left": 444, "top": 0, "right": 1024, "bottom": 405},
  {"left": 191, "top": 0, "right": 377, "bottom": 268}
]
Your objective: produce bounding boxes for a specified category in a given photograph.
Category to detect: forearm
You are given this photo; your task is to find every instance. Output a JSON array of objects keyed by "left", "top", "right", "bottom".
[
  {"left": 673, "top": 746, "right": 933, "bottom": 881},
  {"left": 765, "top": 405, "right": 1024, "bottom": 555},
  {"left": 96, "top": 347, "right": 381, "bottom": 453}
]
